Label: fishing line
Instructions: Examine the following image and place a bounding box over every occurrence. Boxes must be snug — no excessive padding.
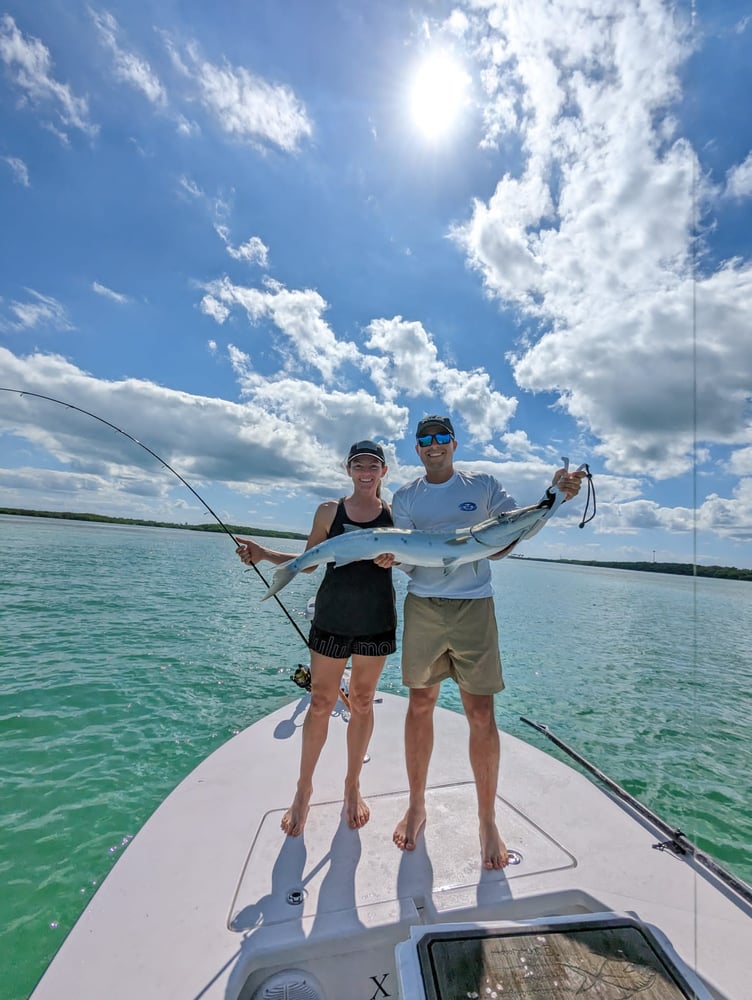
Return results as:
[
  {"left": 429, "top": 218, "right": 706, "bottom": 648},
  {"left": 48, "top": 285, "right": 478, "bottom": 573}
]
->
[
  {"left": 0, "top": 386, "right": 310, "bottom": 648},
  {"left": 689, "top": 0, "right": 701, "bottom": 960}
]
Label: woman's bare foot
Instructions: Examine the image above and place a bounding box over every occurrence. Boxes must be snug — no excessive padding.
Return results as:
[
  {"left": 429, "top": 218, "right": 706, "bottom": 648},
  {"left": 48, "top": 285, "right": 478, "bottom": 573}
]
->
[
  {"left": 281, "top": 788, "right": 311, "bottom": 837},
  {"left": 480, "top": 818, "right": 509, "bottom": 869},
  {"left": 344, "top": 785, "right": 370, "bottom": 829},
  {"left": 392, "top": 807, "right": 426, "bottom": 851}
]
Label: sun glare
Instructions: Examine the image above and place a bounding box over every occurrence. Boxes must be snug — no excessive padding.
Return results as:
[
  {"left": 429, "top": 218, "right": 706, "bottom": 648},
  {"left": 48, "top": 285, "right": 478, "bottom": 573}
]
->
[{"left": 409, "top": 51, "right": 470, "bottom": 140}]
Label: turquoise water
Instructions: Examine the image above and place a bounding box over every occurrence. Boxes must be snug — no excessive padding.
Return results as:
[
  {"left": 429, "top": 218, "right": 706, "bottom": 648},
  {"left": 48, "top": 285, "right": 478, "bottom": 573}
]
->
[{"left": 1, "top": 515, "right": 751, "bottom": 998}]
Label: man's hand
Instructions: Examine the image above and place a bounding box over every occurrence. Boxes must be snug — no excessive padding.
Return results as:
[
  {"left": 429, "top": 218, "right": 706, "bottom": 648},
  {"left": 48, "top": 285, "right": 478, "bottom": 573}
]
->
[
  {"left": 552, "top": 467, "right": 586, "bottom": 500},
  {"left": 374, "top": 553, "right": 397, "bottom": 568}
]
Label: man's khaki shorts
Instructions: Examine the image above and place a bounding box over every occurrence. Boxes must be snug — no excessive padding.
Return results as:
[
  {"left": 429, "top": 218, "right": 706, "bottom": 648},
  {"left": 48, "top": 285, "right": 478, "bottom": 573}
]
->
[{"left": 401, "top": 593, "right": 504, "bottom": 695}]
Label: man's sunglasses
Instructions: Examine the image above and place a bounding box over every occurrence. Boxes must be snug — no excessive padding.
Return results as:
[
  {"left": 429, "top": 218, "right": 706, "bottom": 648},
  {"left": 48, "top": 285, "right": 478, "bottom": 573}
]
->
[{"left": 417, "top": 432, "right": 453, "bottom": 447}]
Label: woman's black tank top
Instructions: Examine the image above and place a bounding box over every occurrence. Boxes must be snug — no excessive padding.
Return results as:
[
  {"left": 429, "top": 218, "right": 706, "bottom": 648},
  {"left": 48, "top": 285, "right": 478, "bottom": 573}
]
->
[{"left": 312, "top": 498, "right": 396, "bottom": 637}]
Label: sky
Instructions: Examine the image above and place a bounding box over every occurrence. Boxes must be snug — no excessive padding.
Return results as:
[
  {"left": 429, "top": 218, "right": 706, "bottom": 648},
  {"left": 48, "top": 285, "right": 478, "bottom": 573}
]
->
[{"left": 1, "top": 0, "right": 751, "bottom": 568}]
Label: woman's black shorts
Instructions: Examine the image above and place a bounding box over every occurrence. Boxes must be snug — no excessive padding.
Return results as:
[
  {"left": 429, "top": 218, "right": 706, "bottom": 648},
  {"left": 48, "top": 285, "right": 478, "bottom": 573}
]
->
[{"left": 308, "top": 624, "right": 396, "bottom": 659}]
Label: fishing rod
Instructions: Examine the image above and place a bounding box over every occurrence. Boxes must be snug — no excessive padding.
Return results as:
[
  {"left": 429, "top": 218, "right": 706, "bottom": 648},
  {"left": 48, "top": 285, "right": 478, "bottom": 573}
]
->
[
  {"left": 520, "top": 716, "right": 752, "bottom": 907},
  {"left": 0, "top": 386, "right": 310, "bottom": 648}
]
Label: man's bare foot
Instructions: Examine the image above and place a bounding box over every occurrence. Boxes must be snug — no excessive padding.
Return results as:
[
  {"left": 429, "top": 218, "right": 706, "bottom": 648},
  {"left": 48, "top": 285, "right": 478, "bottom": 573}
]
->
[
  {"left": 344, "top": 786, "right": 370, "bottom": 829},
  {"left": 393, "top": 807, "right": 426, "bottom": 851},
  {"left": 480, "top": 818, "right": 509, "bottom": 870},
  {"left": 281, "top": 790, "right": 311, "bottom": 837}
]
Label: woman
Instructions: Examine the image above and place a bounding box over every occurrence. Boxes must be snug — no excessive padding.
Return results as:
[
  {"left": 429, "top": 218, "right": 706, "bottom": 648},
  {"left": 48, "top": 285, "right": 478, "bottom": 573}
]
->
[{"left": 236, "top": 440, "right": 396, "bottom": 837}]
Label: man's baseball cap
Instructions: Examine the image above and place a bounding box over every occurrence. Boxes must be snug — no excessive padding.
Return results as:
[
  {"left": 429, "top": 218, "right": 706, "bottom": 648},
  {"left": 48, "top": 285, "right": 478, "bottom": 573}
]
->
[
  {"left": 347, "top": 440, "right": 386, "bottom": 464},
  {"left": 415, "top": 415, "right": 455, "bottom": 438}
]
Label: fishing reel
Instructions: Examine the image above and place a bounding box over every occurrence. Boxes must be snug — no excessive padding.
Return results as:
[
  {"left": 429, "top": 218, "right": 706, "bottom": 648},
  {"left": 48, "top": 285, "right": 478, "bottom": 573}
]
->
[
  {"left": 290, "top": 664, "right": 312, "bottom": 692},
  {"left": 289, "top": 663, "right": 352, "bottom": 718}
]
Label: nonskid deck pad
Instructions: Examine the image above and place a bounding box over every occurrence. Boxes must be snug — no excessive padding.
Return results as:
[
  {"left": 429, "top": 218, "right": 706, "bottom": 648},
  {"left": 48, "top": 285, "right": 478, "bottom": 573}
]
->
[{"left": 229, "top": 782, "right": 575, "bottom": 931}]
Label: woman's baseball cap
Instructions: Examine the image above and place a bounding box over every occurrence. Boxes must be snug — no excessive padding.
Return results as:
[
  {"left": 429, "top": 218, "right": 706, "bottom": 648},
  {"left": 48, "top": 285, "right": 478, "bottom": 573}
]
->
[{"left": 347, "top": 440, "right": 386, "bottom": 464}]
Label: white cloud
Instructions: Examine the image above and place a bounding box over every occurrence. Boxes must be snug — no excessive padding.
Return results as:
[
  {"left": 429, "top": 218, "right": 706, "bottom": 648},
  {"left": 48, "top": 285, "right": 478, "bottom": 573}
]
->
[
  {"left": 178, "top": 41, "right": 313, "bottom": 152},
  {"left": 175, "top": 113, "right": 199, "bottom": 137},
  {"left": 728, "top": 437, "right": 752, "bottom": 477},
  {"left": 214, "top": 226, "right": 269, "bottom": 266},
  {"left": 229, "top": 349, "right": 407, "bottom": 460},
  {"left": 511, "top": 261, "right": 752, "bottom": 478},
  {"left": 204, "top": 285, "right": 519, "bottom": 452},
  {"left": 446, "top": 10, "right": 470, "bottom": 37},
  {"left": 363, "top": 316, "right": 517, "bottom": 441},
  {"left": 0, "top": 14, "right": 97, "bottom": 138},
  {"left": 92, "top": 281, "right": 129, "bottom": 304},
  {"left": 0, "top": 464, "right": 170, "bottom": 509},
  {"left": 447, "top": 0, "right": 751, "bottom": 478},
  {"left": 201, "top": 276, "right": 359, "bottom": 380},
  {"left": 200, "top": 294, "right": 230, "bottom": 324},
  {"left": 178, "top": 174, "right": 204, "bottom": 199},
  {"left": 3, "top": 155, "right": 30, "bottom": 186},
  {"left": 206, "top": 286, "right": 518, "bottom": 446},
  {"left": 696, "top": 491, "right": 752, "bottom": 540},
  {"left": 228, "top": 237, "right": 269, "bottom": 266},
  {"left": 1, "top": 290, "right": 73, "bottom": 332},
  {"left": 90, "top": 9, "right": 167, "bottom": 107},
  {"left": 725, "top": 152, "right": 752, "bottom": 200},
  {"left": 363, "top": 316, "right": 440, "bottom": 397},
  {"left": 0, "top": 348, "right": 399, "bottom": 502}
]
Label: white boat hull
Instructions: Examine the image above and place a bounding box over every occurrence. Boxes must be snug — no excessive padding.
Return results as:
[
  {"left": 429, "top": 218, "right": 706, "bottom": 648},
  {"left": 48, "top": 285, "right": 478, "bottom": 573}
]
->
[{"left": 30, "top": 692, "right": 752, "bottom": 999}]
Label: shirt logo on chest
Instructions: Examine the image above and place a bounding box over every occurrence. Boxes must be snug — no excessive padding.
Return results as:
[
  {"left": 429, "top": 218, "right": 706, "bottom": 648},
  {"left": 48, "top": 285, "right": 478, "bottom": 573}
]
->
[{"left": 458, "top": 502, "right": 477, "bottom": 511}]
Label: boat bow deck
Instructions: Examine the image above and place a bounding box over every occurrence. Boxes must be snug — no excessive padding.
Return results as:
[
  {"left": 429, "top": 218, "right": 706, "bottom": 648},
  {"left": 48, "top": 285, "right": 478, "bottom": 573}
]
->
[{"left": 30, "top": 692, "right": 752, "bottom": 1000}]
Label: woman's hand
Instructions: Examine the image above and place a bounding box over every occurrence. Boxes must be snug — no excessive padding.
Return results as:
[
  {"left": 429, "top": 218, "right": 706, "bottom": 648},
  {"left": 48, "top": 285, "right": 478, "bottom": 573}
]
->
[{"left": 236, "top": 537, "right": 267, "bottom": 565}]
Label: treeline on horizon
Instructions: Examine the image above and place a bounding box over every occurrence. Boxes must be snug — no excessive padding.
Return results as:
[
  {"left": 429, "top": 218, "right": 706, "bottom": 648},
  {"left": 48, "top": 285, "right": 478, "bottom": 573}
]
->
[
  {"left": 524, "top": 556, "right": 751, "bottom": 582},
  {"left": 0, "top": 507, "right": 308, "bottom": 540},
  {"left": 3, "top": 508, "right": 750, "bottom": 581}
]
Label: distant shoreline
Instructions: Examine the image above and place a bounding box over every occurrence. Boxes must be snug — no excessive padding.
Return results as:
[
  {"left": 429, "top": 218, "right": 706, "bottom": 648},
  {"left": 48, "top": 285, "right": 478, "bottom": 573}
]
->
[
  {"left": 0, "top": 507, "right": 308, "bottom": 541},
  {"left": 510, "top": 554, "right": 751, "bottom": 582},
  {"left": 3, "top": 507, "right": 750, "bottom": 580}
]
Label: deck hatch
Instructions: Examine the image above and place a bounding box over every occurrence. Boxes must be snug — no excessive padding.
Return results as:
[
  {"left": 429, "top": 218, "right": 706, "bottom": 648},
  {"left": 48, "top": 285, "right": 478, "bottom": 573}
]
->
[{"left": 230, "top": 783, "right": 574, "bottom": 930}]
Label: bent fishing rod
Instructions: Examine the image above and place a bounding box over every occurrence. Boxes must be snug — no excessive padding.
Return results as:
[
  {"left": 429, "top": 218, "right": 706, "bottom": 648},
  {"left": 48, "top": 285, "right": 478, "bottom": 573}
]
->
[
  {"left": 520, "top": 716, "right": 752, "bottom": 906},
  {"left": 0, "top": 386, "right": 310, "bottom": 648}
]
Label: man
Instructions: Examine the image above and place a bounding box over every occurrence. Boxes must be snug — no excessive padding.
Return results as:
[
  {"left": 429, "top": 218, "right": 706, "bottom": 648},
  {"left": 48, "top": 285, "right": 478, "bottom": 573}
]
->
[{"left": 377, "top": 415, "right": 584, "bottom": 870}]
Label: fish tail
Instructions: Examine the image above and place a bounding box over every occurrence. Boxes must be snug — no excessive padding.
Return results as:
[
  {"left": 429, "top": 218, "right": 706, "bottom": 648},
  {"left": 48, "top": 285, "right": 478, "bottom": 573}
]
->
[{"left": 261, "top": 562, "right": 297, "bottom": 601}]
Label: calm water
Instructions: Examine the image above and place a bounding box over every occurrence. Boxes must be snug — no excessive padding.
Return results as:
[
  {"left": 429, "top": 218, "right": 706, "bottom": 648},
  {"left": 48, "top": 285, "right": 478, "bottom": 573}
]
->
[{"left": 1, "top": 515, "right": 751, "bottom": 998}]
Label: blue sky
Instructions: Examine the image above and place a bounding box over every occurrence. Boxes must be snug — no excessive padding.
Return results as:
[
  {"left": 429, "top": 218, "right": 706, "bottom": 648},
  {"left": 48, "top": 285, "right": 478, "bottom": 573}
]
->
[{"left": 1, "top": 1, "right": 751, "bottom": 567}]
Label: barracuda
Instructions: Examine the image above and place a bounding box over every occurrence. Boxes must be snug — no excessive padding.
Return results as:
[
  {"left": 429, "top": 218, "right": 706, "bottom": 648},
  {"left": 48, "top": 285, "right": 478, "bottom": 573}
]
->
[{"left": 262, "top": 480, "right": 574, "bottom": 601}]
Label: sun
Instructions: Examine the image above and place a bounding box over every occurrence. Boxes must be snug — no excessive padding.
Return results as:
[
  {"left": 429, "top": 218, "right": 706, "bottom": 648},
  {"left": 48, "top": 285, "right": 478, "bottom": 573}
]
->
[{"left": 409, "top": 51, "right": 470, "bottom": 140}]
